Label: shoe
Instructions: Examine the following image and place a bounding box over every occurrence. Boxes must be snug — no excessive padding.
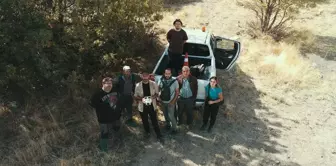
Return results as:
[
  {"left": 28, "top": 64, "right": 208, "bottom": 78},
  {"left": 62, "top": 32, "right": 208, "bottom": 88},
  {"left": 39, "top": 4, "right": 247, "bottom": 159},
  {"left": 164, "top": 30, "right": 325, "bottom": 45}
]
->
[
  {"left": 144, "top": 132, "right": 151, "bottom": 139},
  {"left": 208, "top": 126, "right": 213, "bottom": 133},
  {"left": 170, "top": 129, "right": 178, "bottom": 135},
  {"left": 200, "top": 124, "right": 207, "bottom": 131},
  {"left": 157, "top": 136, "right": 165, "bottom": 144},
  {"left": 99, "top": 139, "right": 108, "bottom": 152},
  {"left": 165, "top": 124, "right": 171, "bottom": 130}
]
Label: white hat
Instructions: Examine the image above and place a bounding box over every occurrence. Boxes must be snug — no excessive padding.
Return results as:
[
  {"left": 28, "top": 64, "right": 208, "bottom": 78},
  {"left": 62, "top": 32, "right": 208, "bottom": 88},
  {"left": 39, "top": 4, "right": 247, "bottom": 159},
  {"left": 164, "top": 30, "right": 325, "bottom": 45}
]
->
[{"left": 123, "top": 65, "right": 131, "bottom": 71}]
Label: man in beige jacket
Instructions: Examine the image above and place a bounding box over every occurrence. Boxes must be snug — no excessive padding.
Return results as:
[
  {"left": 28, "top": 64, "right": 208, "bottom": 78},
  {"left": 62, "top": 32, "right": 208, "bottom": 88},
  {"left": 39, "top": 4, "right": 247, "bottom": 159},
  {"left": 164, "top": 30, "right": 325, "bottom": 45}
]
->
[{"left": 134, "top": 72, "right": 164, "bottom": 143}]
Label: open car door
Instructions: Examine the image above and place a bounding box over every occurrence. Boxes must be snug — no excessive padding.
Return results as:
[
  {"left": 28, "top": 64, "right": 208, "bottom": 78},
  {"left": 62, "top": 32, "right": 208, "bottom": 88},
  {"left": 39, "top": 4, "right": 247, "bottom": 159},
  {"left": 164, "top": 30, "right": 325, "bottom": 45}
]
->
[{"left": 213, "top": 36, "right": 241, "bottom": 70}]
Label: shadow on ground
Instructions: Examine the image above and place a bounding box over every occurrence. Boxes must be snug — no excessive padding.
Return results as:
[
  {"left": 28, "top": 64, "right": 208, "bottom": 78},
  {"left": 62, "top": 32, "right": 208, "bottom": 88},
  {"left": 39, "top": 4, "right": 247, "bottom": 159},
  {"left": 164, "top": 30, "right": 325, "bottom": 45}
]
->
[
  {"left": 302, "top": 35, "right": 336, "bottom": 61},
  {"left": 131, "top": 65, "right": 300, "bottom": 166}
]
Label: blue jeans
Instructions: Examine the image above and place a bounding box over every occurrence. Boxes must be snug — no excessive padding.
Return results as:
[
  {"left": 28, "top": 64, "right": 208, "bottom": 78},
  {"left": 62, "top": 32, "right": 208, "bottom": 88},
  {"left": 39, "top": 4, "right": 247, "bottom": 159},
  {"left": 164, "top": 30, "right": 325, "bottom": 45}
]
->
[{"left": 162, "top": 102, "right": 177, "bottom": 130}]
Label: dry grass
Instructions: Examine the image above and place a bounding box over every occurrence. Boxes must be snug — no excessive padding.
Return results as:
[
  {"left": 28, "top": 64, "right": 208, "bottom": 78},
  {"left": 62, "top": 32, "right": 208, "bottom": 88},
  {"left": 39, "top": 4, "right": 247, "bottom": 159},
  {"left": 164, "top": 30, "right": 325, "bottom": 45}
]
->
[
  {"left": 0, "top": 95, "right": 143, "bottom": 166},
  {"left": 158, "top": 0, "right": 323, "bottom": 94},
  {"left": 156, "top": 5, "right": 205, "bottom": 43},
  {"left": 238, "top": 36, "right": 322, "bottom": 91}
]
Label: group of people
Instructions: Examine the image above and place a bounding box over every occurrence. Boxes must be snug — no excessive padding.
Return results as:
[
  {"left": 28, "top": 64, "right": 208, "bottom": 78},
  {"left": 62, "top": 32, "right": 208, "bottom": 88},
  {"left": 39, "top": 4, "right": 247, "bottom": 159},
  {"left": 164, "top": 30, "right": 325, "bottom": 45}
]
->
[{"left": 89, "top": 19, "right": 224, "bottom": 152}]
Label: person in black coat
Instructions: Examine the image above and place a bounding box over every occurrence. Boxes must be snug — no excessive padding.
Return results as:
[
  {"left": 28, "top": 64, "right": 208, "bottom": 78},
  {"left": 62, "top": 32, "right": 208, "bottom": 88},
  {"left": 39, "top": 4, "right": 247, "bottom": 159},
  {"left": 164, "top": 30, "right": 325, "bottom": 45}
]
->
[{"left": 90, "top": 77, "right": 121, "bottom": 152}]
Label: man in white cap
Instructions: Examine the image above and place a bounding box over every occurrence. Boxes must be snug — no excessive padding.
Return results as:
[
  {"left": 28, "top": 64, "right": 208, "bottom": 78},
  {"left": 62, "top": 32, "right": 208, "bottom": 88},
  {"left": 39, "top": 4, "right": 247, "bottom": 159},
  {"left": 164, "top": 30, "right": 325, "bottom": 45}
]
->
[{"left": 114, "top": 65, "right": 139, "bottom": 127}]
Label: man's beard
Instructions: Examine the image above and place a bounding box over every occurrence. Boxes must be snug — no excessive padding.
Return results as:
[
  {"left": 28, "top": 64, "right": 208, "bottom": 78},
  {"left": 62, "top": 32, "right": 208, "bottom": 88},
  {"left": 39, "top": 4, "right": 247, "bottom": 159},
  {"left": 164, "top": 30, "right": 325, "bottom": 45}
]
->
[
  {"left": 164, "top": 76, "right": 171, "bottom": 79},
  {"left": 103, "top": 87, "right": 112, "bottom": 92}
]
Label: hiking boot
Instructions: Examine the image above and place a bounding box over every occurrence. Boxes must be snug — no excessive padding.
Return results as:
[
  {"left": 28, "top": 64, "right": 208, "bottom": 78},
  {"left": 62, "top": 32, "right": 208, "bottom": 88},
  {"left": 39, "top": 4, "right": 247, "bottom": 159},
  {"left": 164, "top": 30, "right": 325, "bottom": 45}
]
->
[
  {"left": 99, "top": 139, "right": 108, "bottom": 152},
  {"left": 200, "top": 124, "right": 207, "bottom": 131},
  {"left": 187, "top": 124, "right": 193, "bottom": 130}
]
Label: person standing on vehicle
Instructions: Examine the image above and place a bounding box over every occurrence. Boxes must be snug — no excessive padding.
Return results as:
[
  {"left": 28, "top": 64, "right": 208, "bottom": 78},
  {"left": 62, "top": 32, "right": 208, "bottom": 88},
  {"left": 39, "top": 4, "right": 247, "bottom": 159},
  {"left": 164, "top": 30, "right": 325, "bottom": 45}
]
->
[
  {"left": 90, "top": 77, "right": 121, "bottom": 152},
  {"left": 167, "top": 19, "right": 188, "bottom": 75},
  {"left": 158, "top": 68, "right": 179, "bottom": 134},
  {"left": 200, "top": 76, "right": 224, "bottom": 133},
  {"left": 134, "top": 72, "right": 164, "bottom": 143},
  {"left": 114, "top": 65, "right": 139, "bottom": 127},
  {"left": 177, "top": 66, "right": 198, "bottom": 130}
]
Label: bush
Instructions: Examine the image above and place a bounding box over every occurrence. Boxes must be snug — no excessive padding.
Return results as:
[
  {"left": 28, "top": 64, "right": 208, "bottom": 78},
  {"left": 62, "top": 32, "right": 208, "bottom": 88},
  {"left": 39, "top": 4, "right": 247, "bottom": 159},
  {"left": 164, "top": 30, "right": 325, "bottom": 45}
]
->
[
  {"left": 243, "top": 0, "right": 328, "bottom": 41},
  {"left": 0, "top": 0, "right": 164, "bottom": 103}
]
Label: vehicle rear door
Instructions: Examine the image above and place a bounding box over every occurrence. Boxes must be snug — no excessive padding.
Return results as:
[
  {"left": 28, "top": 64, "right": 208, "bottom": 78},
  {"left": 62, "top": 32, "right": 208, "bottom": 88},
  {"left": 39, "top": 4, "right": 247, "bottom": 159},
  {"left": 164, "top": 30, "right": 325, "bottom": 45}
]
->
[{"left": 211, "top": 35, "right": 241, "bottom": 70}]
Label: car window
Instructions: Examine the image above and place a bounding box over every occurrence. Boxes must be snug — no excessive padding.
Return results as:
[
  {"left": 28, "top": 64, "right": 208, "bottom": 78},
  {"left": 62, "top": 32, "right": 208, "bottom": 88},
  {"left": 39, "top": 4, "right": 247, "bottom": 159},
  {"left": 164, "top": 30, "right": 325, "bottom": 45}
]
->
[
  {"left": 216, "top": 39, "right": 235, "bottom": 50},
  {"left": 183, "top": 43, "right": 210, "bottom": 57}
]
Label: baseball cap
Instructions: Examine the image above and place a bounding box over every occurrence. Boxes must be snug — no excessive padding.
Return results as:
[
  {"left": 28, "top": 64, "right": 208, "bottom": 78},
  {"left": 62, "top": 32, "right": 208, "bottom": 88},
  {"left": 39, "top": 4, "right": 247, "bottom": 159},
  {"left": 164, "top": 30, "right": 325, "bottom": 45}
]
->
[{"left": 123, "top": 65, "right": 131, "bottom": 71}]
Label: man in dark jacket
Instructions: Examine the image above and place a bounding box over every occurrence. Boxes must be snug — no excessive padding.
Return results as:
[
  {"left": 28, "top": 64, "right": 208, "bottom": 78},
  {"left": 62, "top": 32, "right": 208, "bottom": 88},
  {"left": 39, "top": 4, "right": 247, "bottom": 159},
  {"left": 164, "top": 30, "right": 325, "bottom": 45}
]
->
[
  {"left": 114, "top": 65, "right": 140, "bottom": 127},
  {"left": 90, "top": 77, "right": 121, "bottom": 152},
  {"left": 176, "top": 66, "right": 198, "bottom": 130},
  {"left": 167, "top": 19, "right": 188, "bottom": 75}
]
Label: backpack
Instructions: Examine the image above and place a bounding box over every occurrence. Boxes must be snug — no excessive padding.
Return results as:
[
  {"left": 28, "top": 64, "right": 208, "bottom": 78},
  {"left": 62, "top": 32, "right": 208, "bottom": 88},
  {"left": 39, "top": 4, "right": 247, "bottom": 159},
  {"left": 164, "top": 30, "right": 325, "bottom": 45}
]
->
[
  {"left": 206, "top": 84, "right": 224, "bottom": 105},
  {"left": 160, "top": 78, "right": 176, "bottom": 101}
]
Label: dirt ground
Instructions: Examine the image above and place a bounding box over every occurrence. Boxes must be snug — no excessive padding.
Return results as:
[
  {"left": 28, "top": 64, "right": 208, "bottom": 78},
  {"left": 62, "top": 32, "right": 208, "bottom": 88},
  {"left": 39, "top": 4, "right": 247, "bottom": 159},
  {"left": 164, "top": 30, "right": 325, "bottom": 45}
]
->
[{"left": 132, "top": 0, "right": 336, "bottom": 166}]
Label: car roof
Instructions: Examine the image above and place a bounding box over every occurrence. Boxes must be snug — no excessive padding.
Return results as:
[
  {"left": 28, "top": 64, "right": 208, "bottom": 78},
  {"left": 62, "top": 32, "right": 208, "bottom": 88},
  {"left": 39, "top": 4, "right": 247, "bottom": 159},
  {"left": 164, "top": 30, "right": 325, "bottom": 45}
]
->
[{"left": 184, "top": 28, "right": 211, "bottom": 45}]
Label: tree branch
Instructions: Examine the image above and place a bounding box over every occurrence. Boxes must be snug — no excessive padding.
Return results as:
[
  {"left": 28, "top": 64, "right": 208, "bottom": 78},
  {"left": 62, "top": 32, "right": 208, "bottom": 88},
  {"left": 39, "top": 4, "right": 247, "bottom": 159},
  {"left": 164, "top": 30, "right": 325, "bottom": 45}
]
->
[{"left": 267, "top": 0, "right": 281, "bottom": 30}]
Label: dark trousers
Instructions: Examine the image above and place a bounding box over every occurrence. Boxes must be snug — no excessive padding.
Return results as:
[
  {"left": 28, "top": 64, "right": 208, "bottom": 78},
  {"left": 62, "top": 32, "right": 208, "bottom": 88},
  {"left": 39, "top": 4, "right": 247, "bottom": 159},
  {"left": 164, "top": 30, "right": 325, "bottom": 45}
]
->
[
  {"left": 100, "top": 121, "right": 121, "bottom": 139},
  {"left": 168, "top": 51, "right": 183, "bottom": 76},
  {"left": 139, "top": 105, "right": 162, "bottom": 138},
  {"left": 174, "top": 105, "right": 178, "bottom": 120},
  {"left": 177, "top": 98, "right": 195, "bottom": 125},
  {"left": 99, "top": 121, "right": 121, "bottom": 151},
  {"left": 203, "top": 103, "right": 219, "bottom": 127},
  {"left": 119, "top": 94, "right": 133, "bottom": 120}
]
